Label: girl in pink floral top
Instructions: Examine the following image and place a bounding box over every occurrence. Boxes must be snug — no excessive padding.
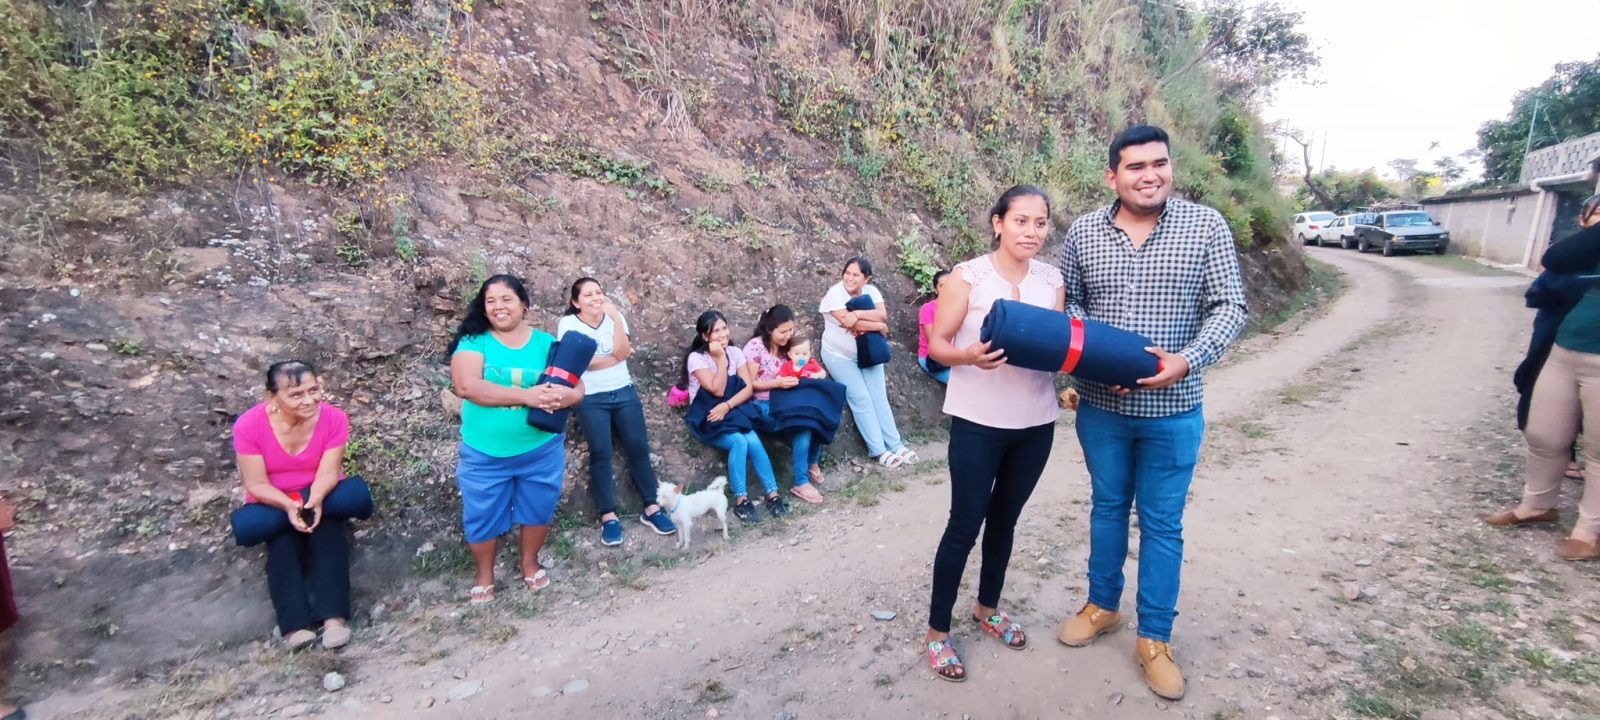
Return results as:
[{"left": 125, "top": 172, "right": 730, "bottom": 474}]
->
[{"left": 742, "top": 305, "right": 826, "bottom": 504}]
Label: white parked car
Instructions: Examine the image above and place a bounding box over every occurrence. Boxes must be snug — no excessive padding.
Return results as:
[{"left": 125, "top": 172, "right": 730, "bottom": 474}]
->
[
  {"left": 1314, "top": 216, "right": 1349, "bottom": 247},
  {"left": 1294, "top": 211, "right": 1337, "bottom": 245}
]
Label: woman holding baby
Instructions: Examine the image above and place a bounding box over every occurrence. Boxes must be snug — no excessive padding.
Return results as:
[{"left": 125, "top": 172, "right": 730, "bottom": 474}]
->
[{"left": 742, "top": 304, "right": 827, "bottom": 505}]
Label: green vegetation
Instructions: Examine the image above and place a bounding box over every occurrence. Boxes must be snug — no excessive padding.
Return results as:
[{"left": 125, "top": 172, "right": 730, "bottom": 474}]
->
[
  {"left": 637, "top": 0, "right": 1315, "bottom": 287},
  {"left": 0, "top": 0, "right": 493, "bottom": 190},
  {"left": 1476, "top": 54, "right": 1600, "bottom": 185},
  {"left": 1294, "top": 169, "right": 1396, "bottom": 213},
  {"left": 894, "top": 227, "right": 943, "bottom": 296}
]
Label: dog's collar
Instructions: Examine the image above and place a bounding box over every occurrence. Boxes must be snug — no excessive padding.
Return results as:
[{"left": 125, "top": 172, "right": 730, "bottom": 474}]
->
[{"left": 662, "top": 496, "right": 681, "bottom": 513}]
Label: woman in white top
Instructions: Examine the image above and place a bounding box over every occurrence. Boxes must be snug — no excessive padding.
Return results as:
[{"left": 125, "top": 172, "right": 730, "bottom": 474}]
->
[
  {"left": 921, "top": 186, "right": 1065, "bottom": 682},
  {"left": 558, "top": 278, "right": 678, "bottom": 547},
  {"left": 818, "top": 257, "right": 916, "bottom": 469}
]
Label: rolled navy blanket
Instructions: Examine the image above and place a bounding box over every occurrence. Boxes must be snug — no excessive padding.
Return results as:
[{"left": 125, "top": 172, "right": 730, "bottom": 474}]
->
[
  {"left": 978, "top": 299, "right": 1162, "bottom": 389},
  {"left": 844, "top": 294, "right": 892, "bottom": 368},
  {"left": 766, "top": 378, "right": 848, "bottom": 445},
  {"left": 526, "top": 331, "right": 598, "bottom": 433},
  {"left": 230, "top": 475, "right": 374, "bottom": 547},
  {"left": 684, "top": 374, "right": 772, "bottom": 445}
]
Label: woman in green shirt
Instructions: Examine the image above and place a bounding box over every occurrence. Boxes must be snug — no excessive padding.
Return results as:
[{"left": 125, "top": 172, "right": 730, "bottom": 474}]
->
[{"left": 450, "top": 275, "right": 584, "bottom": 603}]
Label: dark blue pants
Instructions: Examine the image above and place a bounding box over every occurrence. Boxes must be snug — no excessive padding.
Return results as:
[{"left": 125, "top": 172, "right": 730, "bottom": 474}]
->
[
  {"left": 575, "top": 385, "right": 660, "bottom": 516},
  {"left": 928, "top": 417, "right": 1055, "bottom": 632},
  {"left": 266, "top": 517, "right": 351, "bottom": 635}
]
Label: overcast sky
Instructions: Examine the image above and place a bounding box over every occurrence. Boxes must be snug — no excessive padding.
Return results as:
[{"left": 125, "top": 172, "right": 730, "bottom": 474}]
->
[{"left": 1262, "top": 0, "right": 1600, "bottom": 181}]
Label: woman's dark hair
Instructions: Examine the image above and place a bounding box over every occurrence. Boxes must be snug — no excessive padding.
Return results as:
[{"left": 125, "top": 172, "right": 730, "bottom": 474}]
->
[
  {"left": 842, "top": 256, "right": 873, "bottom": 278},
  {"left": 448, "top": 274, "right": 531, "bottom": 355},
  {"left": 752, "top": 304, "right": 796, "bottom": 358},
  {"left": 677, "top": 309, "right": 728, "bottom": 390},
  {"left": 1108, "top": 124, "right": 1170, "bottom": 170},
  {"left": 265, "top": 360, "right": 317, "bottom": 393},
  {"left": 925, "top": 269, "right": 951, "bottom": 301},
  {"left": 989, "top": 184, "right": 1052, "bottom": 246},
  {"left": 564, "top": 276, "right": 601, "bottom": 316}
]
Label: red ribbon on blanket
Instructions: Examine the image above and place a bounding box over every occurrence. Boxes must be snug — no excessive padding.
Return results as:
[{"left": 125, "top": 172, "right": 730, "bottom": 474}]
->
[
  {"left": 543, "top": 367, "right": 579, "bottom": 386},
  {"left": 1059, "top": 317, "right": 1085, "bottom": 373}
]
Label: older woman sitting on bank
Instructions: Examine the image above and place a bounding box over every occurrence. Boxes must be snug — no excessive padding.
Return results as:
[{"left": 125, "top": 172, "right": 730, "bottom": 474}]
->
[{"left": 233, "top": 360, "right": 357, "bottom": 651}]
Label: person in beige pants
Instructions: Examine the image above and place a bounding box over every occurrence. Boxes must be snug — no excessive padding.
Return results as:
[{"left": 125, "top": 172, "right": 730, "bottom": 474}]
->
[{"left": 1489, "top": 196, "right": 1600, "bottom": 559}]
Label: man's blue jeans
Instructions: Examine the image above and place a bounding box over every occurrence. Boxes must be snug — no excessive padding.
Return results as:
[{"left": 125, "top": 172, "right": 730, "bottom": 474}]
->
[{"left": 1075, "top": 402, "right": 1205, "bottom": 643}]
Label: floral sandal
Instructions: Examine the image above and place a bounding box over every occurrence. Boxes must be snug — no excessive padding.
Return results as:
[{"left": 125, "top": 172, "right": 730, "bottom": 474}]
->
[
  {"left": 975, "top": 612, "right": 1027, "bottom": 650},
  {"left": 468, "top": 585, "right": 495, "bottom": 605},
  {"left": 926, "top": 639, "right": 966, "bottom": 682},
  {"left": 524, "top": 568, "right": 550, "bottom": 592}
]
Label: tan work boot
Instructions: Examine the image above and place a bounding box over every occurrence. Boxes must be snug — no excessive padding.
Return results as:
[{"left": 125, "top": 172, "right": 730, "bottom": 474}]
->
[
  {"left": 1057, "top": 602, "right": 1121, "bottom": 647},
  {"left": 1135, "top": 637, "right": 1185, "bottom": 700}
]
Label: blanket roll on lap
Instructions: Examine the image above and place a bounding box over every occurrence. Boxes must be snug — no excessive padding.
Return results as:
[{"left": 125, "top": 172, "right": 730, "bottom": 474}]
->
[
  {"left": 230, "top": 475, "right": 374, "bottom": 547},
  {"left": 978, "top": 299, "right": 1161, "bottom": 389},
  {"left": 844, "top": 294, "right": 892, "bottom": 368},
  {"left": 526, "top": 331, "right": 598, "bottom": 433},
  {"left": 765, "top": 378, "right": 848, "bottom": 445}
]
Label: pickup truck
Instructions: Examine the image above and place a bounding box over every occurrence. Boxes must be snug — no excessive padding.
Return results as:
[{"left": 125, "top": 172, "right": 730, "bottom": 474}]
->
[{"left": 1354, "top": 211, "right": 1450, "bottom": 256}]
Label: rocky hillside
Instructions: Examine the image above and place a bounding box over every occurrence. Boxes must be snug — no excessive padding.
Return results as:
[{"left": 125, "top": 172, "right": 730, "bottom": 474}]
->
[{"left": 0, "top": 0, "right": 1310, "bottom": 697}]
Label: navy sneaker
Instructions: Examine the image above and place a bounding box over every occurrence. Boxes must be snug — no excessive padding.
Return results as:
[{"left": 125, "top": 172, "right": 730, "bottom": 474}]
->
[
  {"left": 732, "top": 500, "right": 762, "bottom": 525},
  {"left": 765, "top": 493, "right": 790, "bottom": 519},
  {"left": 640, "top": 509, "right": 677, "bottom": 536},
  {"left": 600, "top": 519, "right": 623, "bottom": 546}
]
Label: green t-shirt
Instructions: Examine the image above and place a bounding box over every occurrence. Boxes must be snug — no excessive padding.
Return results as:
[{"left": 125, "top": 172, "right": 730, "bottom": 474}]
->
[
  {"left": 453, "top": 330, "right": 559, "bottom": 457},
  {"left": 1557, "top": 265, "right": 1600, "bottom": 354}
]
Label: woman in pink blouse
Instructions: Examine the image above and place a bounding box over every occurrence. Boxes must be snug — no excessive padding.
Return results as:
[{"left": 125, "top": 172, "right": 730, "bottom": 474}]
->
[
  {"left": 921, "top": 186, "right": 1065, "bottom": 682},
  {"left": 233, "top": 360, "right": 357, "bottom": 651}
]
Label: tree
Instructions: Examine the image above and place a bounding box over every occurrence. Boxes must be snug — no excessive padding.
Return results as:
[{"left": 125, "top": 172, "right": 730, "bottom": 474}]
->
[
  {"left": 1387, "top": 158, "right": 1419, "bottom": 182},
  {"left": 1476, "top": 55, "right": 1600, "bottom": 185},
  {"left": 1294, "top": 169, "right": 1396, "bottom": 212},
  {"left": 1287, "top": 132, "right": 1333, "bottom": 209},
  {"left": 1162, "top": 0, "right": 1321, "bottom": 103},
  {"left": 1433, "top": 156, "right": 1465, "bottom": 184}
]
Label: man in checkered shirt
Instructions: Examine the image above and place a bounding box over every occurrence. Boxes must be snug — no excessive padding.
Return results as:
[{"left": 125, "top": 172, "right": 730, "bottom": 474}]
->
[{"left": 1053, "top": 125, "right": 1248, "bottom": 701}]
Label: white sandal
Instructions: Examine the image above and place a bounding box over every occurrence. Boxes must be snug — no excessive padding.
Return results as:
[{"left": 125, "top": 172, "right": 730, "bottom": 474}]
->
[
  {"left": 468, "top": 585, "right": 495, "bottom": 604},
  {"left": 321, "top": 622, "right": 352, "bottom": 649},
  {"left": 895, "top": 448, "right": 919, "bottom": 465},
  {"left": 284, "top": 629, "right": 317, "bottom": 651},
  {"left": 877, "top": 452, "right": 904, "bottom": 469},
  {"left": 524, "top": 568, "right": 550, "bottom": 591}
]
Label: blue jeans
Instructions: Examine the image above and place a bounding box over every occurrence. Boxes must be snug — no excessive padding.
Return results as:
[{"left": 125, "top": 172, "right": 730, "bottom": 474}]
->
[
  {"left": 1075, "top": 403, "right": 1205, "bottom": 643},
  {"left": 706, "top": 430, "right": 779, "bottom": 499},
  {"left": 574, "top": 385, "right": 659, "bottom": 516},
  {"left": 821, "top": 348, "right": 905, "bottom": 458},
  {"left": 917, "top": 356, "right": 950, "bottom": 384},
  {"left": 752, "top": 400, "right": 822, "bottom": 485}
]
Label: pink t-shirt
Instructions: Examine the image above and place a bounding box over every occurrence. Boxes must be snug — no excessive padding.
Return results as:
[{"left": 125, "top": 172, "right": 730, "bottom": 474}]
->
[
  {"left": 917, "top": 301, "right": 938, "bottom": 359},
  {"left": 233, "top": 402, "right": 349, "bottom": 499},
  {"left": 741, "top": 338, "right": 785, "bottom": 401},
  {"left": 686, "top": 346, "right": 748, "bottom": 402}
]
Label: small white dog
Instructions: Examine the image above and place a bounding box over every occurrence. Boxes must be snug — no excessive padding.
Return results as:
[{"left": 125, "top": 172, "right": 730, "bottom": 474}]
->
[{"left": 658, "top": 476, "right": 729, "bottom": 550}]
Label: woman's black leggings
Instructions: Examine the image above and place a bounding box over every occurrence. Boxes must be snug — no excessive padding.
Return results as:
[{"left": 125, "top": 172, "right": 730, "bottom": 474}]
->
[{"left": 928, "top": 417, "right": 1056, "bottom": 632}]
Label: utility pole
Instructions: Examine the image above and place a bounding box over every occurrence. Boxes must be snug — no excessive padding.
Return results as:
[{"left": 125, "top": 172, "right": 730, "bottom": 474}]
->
[
  {"left": 1523, "top": 97, "right": 1542, "bottom": 158},
  {"left": 1318, "top": 129, "right": 1328, "bottom": 173}
]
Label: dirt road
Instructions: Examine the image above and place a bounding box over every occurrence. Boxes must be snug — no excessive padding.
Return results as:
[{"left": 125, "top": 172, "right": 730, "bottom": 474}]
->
[{"left": 56, "top": 248, "right": 1599, "bottom": 719}]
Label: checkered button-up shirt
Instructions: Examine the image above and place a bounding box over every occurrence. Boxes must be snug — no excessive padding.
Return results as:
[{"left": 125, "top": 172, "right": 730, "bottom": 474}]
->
[{"left": 1058, "top": 197, "right": 1248, "bottom": 417}]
